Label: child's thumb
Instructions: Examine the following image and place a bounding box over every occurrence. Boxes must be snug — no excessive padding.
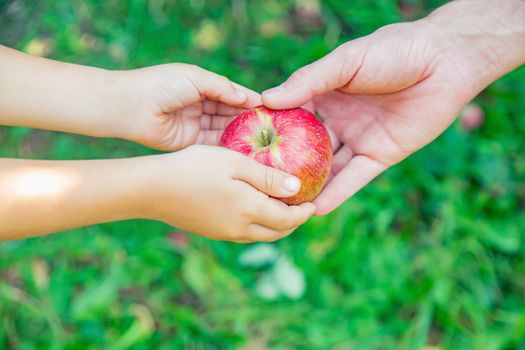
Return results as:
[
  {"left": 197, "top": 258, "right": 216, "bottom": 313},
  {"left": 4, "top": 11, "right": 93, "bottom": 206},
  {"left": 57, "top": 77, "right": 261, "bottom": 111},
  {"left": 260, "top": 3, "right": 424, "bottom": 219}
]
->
[{"left": 236, "top": 158, "right": 301, "bottom": 199}]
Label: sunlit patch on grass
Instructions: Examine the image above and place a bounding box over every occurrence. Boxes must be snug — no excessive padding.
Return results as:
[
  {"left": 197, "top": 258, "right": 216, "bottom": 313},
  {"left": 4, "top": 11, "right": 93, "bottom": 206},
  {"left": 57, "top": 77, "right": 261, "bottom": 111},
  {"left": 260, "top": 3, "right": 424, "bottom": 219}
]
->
[
  {"left": 24, "top": 38, "right": 53, "bottom": 57},
  {"left": 193, "top": 20, "right": 223, "bottom": 51}
]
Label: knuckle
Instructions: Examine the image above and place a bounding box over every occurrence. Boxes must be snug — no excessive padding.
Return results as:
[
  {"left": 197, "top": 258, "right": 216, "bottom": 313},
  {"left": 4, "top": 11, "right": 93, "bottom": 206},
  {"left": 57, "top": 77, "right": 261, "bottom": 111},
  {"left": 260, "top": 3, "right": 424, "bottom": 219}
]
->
[
  {"left": 170, "top": 62, "right": 184, "bottom": 70},
  {"left": 264, "top": 230, "right": 291, "bottom": 243},
  {"left": 258, "top": 236, "right": 275, "bottom": 243},
  {"left": 227, "top": 227, "right": 245, "bottom": 240},
  {"left": 180, "top": 64, "right": 201, "bottom": 78},
  {"left": 246, "top": 200, "right": 265, "bottom": 219},
  {"left": 218, "top": 75, "right": 231, "bottom": 86},
  {"left": 264, "top": 169, "right": 276, "bottom": 194},
  {"left": 374, "top": 22, "right": 405, "bottom": 35},
  {"left": 289, "top": 67, "right": 311, "bottom": 85},
  {"left": 280, "top": 229, "right": 294, "bottom": 239},
  {"left": 277, "top": 217, "right": 295, "bottom": 231},
  {"left": 184, "top": 63, "right": 199, "bottom": 71}
]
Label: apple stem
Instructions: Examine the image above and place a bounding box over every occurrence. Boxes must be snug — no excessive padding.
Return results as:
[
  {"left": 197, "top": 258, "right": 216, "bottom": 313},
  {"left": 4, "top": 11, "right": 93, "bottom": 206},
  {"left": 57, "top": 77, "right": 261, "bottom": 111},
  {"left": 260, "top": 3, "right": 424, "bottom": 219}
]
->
[{"left": 261, "top": 129, "right": 272, "bottom": 146}]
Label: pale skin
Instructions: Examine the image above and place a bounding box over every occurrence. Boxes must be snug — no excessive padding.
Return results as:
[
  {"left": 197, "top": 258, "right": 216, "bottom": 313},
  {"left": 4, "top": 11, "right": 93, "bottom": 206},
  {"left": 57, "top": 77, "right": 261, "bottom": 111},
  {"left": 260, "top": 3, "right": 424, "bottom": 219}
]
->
[
  {"left": 0, "top": 46, "right": 313, "bottom": 242},
  {"left": 3, "top": 0, "right": 525, "bottom": 242},
  {"left": 263, "top": 0, "right": 525, "bottom": 215}
]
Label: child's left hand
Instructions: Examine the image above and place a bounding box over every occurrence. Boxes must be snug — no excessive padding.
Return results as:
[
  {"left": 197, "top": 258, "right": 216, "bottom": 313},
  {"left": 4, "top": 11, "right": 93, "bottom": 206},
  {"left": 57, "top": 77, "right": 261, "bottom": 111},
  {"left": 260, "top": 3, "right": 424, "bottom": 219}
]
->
[{"left": 111, "top": 64, "right": 261, "bottom": 150}]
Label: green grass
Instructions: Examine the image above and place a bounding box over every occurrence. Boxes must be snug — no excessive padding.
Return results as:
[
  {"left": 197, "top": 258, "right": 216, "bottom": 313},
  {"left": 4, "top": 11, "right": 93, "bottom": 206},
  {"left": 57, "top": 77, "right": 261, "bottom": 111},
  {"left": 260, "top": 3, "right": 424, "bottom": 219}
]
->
[{"left": 1, "top": 0, "right": 525, "bottom": 349}]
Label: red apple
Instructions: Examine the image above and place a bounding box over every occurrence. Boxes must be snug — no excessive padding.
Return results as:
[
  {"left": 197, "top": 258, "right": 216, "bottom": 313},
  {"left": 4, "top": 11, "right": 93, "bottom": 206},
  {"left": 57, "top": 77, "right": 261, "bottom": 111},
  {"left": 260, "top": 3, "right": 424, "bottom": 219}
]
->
[{"left": 219, "top": 105, "right": 333, "bottom": 205}]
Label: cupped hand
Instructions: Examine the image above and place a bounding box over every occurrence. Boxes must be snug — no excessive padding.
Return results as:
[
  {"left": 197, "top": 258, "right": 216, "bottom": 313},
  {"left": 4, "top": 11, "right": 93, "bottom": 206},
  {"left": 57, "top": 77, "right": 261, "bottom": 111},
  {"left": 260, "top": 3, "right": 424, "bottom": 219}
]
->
[
  {"left": 262, "top": 0, "right": 525, "bottom": 215},
  {"left": 145, "top": 145, "right": 315, "bottom": 243},
  {"left": 112, "top": 63, "right": 261, "bottom": 151}
]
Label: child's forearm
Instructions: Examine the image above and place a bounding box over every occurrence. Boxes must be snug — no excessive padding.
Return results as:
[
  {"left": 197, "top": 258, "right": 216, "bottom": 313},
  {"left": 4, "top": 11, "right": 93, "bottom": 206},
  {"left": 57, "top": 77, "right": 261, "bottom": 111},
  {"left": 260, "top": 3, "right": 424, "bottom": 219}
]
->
[
  {"left": 0, "top": 156, "right": 155, "bottom": 240},
  {"left": 0, "top": 45, "right": 126, "bottom": 137}
]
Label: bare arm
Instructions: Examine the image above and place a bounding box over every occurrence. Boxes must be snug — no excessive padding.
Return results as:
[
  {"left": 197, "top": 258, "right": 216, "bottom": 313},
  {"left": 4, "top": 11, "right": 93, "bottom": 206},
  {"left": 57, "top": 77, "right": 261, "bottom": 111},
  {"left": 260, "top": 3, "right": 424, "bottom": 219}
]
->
[
  {"left": 0, "top": 45, "right": 261, "bottom": 150},
  {"left": 0, "top": 156, "right": 153, "bottom": 240},
  {"left": 0, "top": 147, "right": 313, "bottom": 242},
  {"left": 262, "top": 0, "right": 525, "bottom": 215},
  {"left": 0, "top": 45, "right": 125, "bottom": 137}
]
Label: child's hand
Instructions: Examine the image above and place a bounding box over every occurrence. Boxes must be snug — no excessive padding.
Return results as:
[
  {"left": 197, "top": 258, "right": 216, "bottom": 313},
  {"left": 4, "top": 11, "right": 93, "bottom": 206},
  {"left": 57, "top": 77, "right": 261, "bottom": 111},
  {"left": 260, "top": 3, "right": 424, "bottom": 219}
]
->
[
  {"left": 0, "top": 47, "right": 258, "bottom": 149},
  {"left": 112, "top": 64, "right": 261, "bottom": 151},
  {"left": 0, "top": 146, "right": 312, "bottom": 242},
  {"left": 143, "top": 145, "right": 315, "bottom": 243}
]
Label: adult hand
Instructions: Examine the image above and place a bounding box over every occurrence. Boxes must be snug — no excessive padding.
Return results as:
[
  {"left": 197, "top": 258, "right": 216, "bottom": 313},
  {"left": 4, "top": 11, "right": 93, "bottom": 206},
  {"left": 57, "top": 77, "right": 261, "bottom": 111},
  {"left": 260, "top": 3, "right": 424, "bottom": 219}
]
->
[{"left": 262, "top": 0, "right": 525, "bottom": 215}]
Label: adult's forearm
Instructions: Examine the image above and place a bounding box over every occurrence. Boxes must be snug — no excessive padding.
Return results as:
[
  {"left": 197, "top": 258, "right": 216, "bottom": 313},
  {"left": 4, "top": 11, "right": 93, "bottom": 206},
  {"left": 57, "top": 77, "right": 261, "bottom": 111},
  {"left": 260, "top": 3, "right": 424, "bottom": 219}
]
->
[
  {"left": 0, "top": 45, "right": 126, "bottom": 137},
  {"left": 0, "top": 156, "right": 154, "bottom": 240},
  {"left": 425, "top": 0, "right": 525, "bottom": 85}
]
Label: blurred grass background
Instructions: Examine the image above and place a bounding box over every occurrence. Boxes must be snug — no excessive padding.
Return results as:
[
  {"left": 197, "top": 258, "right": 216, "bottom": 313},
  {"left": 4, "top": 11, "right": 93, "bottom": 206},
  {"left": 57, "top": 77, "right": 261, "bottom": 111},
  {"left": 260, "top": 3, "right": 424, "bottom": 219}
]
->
[{"left": 1, "top": 0, "right": 525, "bottom": 349}]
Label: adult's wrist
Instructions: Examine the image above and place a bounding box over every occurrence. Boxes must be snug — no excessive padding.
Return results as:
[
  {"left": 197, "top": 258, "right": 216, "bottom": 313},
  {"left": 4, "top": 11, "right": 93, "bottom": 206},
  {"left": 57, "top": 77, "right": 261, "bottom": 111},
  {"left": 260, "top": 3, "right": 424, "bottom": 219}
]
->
[{"left": 424, "top": 0, "right": 525, "bottom": 85}]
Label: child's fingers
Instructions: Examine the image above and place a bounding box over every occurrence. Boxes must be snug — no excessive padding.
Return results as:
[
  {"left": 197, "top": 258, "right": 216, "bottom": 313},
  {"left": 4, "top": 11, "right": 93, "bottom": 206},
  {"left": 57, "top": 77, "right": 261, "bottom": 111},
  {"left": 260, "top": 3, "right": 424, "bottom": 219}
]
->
[
  {"left": 185, "top": 66, "right": 260, "bottom": 107},
  {"left": 199, "top": 113, "right": 236, "bottom": 130},
  {"left": 252, "top": 199, "right": 315, "bottom": 232},
  {"left": 232, "top": 82, "right": 262, "bottom": 107},
  {"left": 203, "top": 100, "right": 245, "bottom": 116},
  {"left": 247, "top": 224, "right": 295, "bottom": 242},
  {"left": 234, "top": 156, "right": 302, "bottom": 199},
  {"left": 195, "top": 130, "right": 223, "bottom": 145}
]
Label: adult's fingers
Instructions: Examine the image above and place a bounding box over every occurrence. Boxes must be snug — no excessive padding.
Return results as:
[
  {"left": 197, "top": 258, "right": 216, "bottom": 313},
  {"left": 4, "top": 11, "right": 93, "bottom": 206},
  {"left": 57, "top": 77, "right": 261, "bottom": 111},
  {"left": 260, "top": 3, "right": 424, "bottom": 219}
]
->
[
  {"left": 262, "top": 40, "right": 366, "bottom": 109},
  {"left": 313, "top": 154, "right": 386, "bottom": 216},
  {"left": 331, "top": 145, "right": 353, "bottom": 177},
  {"left": 326, "top": 125, "right": 342, "bottom": 153}
]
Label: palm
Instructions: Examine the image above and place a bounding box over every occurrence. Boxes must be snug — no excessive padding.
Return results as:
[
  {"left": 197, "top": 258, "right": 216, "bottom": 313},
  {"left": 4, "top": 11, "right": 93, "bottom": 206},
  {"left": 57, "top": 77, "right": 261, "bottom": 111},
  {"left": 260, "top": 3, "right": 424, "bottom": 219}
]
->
[
  {"left": 120, "top": 64, "right": 260, "bottom": 151},
  {"left": 312, "top": 58, "right": 473, "bottom": 213},
  {"left": 264, "top": 12, "right": 510, "bottom": 214},
  {"left": 316, "top": 83, "right": 463, "bottom": 169},
  {"left": 147, "top": 100, "right": 241, "bottom": 151}
]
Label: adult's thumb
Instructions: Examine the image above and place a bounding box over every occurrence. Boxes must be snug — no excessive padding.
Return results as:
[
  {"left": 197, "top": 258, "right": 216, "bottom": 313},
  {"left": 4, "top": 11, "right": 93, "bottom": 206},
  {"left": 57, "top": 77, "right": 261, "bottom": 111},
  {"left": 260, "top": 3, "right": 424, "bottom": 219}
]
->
[
  {"left": 262, "top": 41, "right": 365, "bottom": 109},
  {"left": 236, "top": 157, "right": 301, "bottom": 198}
]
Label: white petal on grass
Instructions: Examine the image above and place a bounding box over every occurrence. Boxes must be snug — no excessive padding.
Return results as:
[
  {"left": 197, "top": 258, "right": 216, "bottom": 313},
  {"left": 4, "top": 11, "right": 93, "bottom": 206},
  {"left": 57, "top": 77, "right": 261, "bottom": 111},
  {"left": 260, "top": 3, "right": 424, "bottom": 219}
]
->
[
  {"left": 272, "top": 256, "right": 306, "bottom": 300},
  {"left": 239, "top": 244, "right": 280, "bottom": 268},
  {"left": 255, "top": 273, "right": 280, "bottom": 301}
]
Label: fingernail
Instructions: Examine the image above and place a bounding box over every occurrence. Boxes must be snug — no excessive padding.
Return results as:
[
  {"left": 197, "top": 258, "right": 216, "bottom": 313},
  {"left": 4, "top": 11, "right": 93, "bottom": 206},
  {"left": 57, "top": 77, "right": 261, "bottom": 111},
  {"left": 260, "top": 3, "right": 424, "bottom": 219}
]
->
[
  {"left": 284, "top": 176, "right": 301, "bottom": 193},
  {"left": 235, "top": 88, "right": 247, "bottom": 100},
  {"left": 263, "top": 85, "right": 285, "bottom": 97}
]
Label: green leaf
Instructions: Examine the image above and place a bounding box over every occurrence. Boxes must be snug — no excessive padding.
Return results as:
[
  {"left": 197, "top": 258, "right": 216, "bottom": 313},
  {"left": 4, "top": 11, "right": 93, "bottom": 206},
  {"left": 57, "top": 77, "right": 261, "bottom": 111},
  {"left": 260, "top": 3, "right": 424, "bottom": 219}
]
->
[
  {"left": 108, "top": 304, "right": 154, "bottom": 350},
  {"left": 181, "top": 250, "right": 209, "bottom": 297},
  {"left": 71, "top": 262, "right": 123, "bottom": 321}
]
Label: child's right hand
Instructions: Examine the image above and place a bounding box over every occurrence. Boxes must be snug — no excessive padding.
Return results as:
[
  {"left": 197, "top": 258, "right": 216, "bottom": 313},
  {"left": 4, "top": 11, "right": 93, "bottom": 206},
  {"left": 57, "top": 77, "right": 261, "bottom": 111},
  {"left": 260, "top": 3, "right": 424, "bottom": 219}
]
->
[
  {"left": 141, "top": 145, "right": 315, "bottom": 243},
  {"left": 110, "top": 63, "right": 262, "bottom": 151},
  {"left": 0, "top": 47, "right": 260, "bottom": 151}
]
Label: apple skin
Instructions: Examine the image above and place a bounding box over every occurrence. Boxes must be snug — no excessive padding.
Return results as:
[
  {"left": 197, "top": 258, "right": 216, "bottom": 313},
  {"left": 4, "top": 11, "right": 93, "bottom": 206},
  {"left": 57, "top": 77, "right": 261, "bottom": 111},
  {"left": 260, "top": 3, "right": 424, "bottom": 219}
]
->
[{"left": 219, "top": 105, "right": 333, "bottom": 205}]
